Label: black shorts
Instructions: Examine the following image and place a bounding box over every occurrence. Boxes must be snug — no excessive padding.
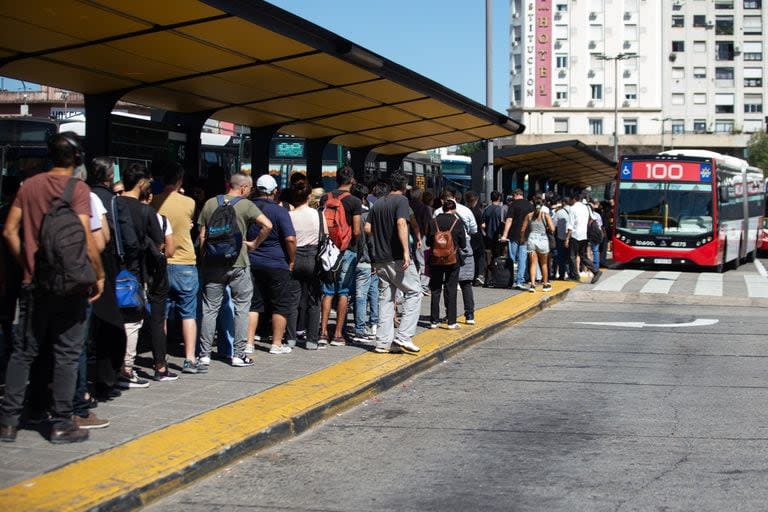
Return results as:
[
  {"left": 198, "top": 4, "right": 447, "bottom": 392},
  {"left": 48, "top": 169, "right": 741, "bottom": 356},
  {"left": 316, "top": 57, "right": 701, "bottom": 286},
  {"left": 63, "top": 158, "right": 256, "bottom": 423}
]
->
[{"left": 250, "top": 267, "right": 292, "bottom": 316}]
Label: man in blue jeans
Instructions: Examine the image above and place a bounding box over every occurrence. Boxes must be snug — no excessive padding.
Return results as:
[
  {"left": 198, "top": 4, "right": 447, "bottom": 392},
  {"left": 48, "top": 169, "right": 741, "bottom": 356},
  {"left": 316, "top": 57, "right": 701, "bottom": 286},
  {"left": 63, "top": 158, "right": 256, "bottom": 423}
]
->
[{"left": 499, "top": 189, "right": 534, "bottom": 289}]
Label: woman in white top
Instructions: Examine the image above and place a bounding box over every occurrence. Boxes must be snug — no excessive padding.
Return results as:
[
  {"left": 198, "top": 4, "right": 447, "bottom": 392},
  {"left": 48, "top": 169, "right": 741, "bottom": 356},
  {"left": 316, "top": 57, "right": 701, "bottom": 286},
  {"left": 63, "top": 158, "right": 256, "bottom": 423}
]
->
[{"left": 288, "top": 175, "right": 327, "bottom": 350}]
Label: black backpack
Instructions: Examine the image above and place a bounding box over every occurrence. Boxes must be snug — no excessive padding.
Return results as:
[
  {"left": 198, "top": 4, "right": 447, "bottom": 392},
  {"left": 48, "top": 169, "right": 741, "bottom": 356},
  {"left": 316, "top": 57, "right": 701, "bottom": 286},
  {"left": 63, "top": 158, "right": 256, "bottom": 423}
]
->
[
  {"left": 587, "top": 215, "right": 604, "bottom": 244},
  {"left": 204, "top": 195, "right": 243, "bottom": 263},
  {"left": 34, "top": 178, "right": 96, "bottom": 296}
]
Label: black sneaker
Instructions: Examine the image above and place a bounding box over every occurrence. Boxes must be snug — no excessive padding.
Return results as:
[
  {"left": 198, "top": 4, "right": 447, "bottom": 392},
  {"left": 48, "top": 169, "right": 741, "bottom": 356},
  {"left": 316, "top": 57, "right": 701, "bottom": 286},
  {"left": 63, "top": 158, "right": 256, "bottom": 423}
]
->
[
  {"left": 590, "top": 270, "right": 603, "bottom": 284},
  {"left": 154, "top": 368, "right": 179, "bottom": 381},
  {"left": 117, "top": 370, "right": 150, "bottom": 389}
]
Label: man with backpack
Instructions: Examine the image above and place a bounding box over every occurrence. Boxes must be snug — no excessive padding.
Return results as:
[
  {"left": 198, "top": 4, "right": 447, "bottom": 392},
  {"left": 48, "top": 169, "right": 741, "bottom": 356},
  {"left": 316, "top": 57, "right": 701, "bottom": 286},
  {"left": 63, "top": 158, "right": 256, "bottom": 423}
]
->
[
  {"left": 319, "top": 166, "right": 362, "bottom": 347},
  {"left": 567, "top": 194, "right": 603, "bottom": 284},
  {"left": 198, "top": 173, "right": 272, "bottom": 369},
  {"left": 1, "top": 133, "right": 104, "bottom": 443},
  {"left": 481, "top": 191, "right": 504, "bottom": 284}
]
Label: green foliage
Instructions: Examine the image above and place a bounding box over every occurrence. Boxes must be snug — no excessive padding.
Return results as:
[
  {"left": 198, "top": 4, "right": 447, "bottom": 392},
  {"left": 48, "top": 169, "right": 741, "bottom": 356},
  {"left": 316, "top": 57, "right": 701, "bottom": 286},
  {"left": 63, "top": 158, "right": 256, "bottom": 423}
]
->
[
  {"left": 747, "top": 131, "right": 768, "bottom": 176},
  {"left": 454, "top": 141, "right": 486, "bottom": 156}
]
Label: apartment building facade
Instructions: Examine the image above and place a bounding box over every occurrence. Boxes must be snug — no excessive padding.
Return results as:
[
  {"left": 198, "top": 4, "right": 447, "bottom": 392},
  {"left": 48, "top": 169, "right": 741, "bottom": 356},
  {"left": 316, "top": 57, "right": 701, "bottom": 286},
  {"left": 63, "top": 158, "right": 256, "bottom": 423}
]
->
[{"left": 508, "top": 0, "right": 767, "bottom": 158}]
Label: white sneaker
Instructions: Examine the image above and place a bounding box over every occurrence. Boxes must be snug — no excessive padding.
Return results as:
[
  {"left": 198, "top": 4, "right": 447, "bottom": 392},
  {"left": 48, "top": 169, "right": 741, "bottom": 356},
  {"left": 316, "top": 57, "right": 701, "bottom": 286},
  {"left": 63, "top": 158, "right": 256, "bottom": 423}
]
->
[
  {"left": 244, "top": 345, "right": 254, "bottom": 354},
  {"left": 393, "top": 339, "right": 420, "bottom": 353},
  {"left": 231, "top": 356, "right": 255, "bottom": 367},
  {"left": 197, "top": 356, "right": 211, "bottom": 366},
  {"left": 429, "top": 323, "right": 439, "bottom": 329},
  {"left": 269, "top": 344, "right": 292, "bottom": 355},
  {"left": 446, "top": 323, "right": 461, "bottom": 330}
]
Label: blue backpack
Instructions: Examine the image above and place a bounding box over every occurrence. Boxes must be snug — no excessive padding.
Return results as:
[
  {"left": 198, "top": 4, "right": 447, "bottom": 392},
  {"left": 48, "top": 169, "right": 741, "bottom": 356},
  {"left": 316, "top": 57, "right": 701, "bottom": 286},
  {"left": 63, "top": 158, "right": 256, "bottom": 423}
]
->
[
  {"left": 111, "top": 196, "right": 145, "bottom": 311},
  {"left": 204, "top": 195, "right": 243, "bottom": 263}
]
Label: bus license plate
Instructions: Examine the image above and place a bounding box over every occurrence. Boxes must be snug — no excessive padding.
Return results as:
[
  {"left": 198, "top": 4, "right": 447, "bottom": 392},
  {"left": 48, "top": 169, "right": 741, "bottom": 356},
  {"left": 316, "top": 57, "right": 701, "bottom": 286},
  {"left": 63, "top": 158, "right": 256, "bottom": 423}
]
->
[{"left": 654, "top": 258, "right": 672, "bottom": 264}]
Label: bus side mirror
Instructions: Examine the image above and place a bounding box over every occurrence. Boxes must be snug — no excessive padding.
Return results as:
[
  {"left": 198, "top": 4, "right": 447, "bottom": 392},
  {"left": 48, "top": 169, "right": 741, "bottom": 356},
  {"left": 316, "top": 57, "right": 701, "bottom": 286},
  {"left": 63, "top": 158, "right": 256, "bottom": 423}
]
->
[{"left": 718, "top": 185, "right": 729, "bottom": 202}]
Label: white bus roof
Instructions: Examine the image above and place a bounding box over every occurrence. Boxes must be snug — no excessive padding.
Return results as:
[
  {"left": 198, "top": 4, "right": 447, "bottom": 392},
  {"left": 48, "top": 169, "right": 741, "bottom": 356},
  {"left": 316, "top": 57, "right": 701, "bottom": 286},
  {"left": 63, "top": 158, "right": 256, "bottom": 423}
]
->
[{"left": 658, "top": 149, "right": 748, "bottom": 170}]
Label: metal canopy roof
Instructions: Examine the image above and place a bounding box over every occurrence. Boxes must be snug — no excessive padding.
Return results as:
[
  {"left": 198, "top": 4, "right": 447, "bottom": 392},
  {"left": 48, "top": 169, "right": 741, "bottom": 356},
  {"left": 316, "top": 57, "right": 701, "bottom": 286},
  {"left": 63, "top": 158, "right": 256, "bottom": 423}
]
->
[
  {"left": 0, "top": 0, "right": 524, "bottom": 155},
  {"left": 493, "top": 140, "right": 617, "bottom": 187}
]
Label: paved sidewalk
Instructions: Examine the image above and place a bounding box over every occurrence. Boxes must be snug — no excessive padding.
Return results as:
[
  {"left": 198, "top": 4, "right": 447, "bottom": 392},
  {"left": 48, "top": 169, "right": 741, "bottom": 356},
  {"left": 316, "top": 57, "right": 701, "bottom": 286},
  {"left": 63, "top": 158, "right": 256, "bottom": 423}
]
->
[{"left": 0, "top": 282, "right": 576, "bottom": 511}]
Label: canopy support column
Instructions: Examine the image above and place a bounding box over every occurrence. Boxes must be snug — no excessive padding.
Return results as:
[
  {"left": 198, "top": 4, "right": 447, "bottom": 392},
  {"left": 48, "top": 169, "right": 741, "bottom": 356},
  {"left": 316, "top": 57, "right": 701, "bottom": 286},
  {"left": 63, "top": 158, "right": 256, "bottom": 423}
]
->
[
  {"left": 249, "top": 126, "right": 280, "bottom": 178},
  {"left": 348, "top": 146, "right": 376, "bottom": 183},
  {"left": 83, "top": 92, "right": 121, "bottom": 161},
  {"left": 305, "top": 137, "right": 333, "bottom": 188}
]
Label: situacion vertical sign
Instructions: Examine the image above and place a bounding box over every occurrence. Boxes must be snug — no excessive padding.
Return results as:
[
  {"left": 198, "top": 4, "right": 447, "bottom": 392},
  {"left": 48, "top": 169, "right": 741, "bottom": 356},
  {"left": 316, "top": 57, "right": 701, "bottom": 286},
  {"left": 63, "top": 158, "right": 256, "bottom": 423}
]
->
[{"left": 535, "top": 0, "right": 552, "bottom": 107}]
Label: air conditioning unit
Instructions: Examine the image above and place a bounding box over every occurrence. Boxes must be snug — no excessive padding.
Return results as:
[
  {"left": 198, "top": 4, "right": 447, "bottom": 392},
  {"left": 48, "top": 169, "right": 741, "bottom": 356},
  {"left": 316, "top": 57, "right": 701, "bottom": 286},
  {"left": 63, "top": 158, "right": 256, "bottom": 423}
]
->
[
  {"left": 589, "top": 40, "right": 597, "bottom": 49},
  {"left": 554, "top": 40, "right": 563, "bottom": 49},
  {"left": 624, "top": 11, "right": 631, "bottom": 20},
  {"left": 734, "top": 45, "right": 741, "bottom": 54},
  {"left": 622, "top": 100, "right": 631, "bottom": 107},
  {"left": 706, "top": 20, "right": 714, "bottom": 28},
  {"left": 623, "top": 69, "right": 631, "bottom": 78},
  {"left": 589, "top": 12, "right": 597, "bottom": 21},
  {"left": 558, "top": 69, "right": 567, "bottom": 78},
  {"left": 554, "top": 11, "right": 562, "bottom": 20},
  {"left": 623, "top": 41, "right": 632, "bottom": 49},
  {"left": 588, "top": 70, "right": 595, "bottom": 78},
  {"left": 587, "top": 100, "right": 595, "bottom": 107},
  {"left": 513, "top": 12, "right": 520, "bottom": 19},
  {"left": 552, "top": 101, "right": 561, "bottom": 107}
]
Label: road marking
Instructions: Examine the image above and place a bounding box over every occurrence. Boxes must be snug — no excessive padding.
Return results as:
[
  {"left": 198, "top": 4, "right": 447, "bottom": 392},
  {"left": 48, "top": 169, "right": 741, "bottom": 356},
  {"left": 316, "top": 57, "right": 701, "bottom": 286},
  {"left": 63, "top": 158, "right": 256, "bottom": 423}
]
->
[
  {"left": 694, "top": 273, "right": 723, "bottom": 296},
  {"left": 639, "top": 271, "right": 681, "bottom": 294},
  {"left": 592, "top": 269, "right": 643, "bottom": 291},
  {"left": 576, "top": 318, "right": 719, "bottom": 328},
  {"left": 754, "top": 259, "right": 768, "bottom": 278},
  {"left": 744, "top": 275, "right": 768, "bottom": 298}
]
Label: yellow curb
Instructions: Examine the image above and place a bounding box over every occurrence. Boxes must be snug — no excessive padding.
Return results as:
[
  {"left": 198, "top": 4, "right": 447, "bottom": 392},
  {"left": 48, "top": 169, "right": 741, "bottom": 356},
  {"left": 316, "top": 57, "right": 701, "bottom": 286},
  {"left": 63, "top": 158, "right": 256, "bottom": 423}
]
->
[{"left": 0, "top": 282, "right": 576, "bottom": 511}]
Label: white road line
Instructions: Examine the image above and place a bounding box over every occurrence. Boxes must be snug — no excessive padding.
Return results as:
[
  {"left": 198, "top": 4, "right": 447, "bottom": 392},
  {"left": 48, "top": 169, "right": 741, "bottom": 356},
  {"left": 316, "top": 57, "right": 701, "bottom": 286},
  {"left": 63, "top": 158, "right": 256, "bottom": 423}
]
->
[
  {"left": 754, "top": 259, "right": 768, "bottom": 278},
  {"left": 744, "top": 275, "right": 768, "bottom": 298},
  {"left": 694, "top": 273, "right": 723, "bottom": 296},
  {"left": 592, "top": 269, "right": 644, "bottom": 292},
  {"left": 639, "top": 271, "right": 681, "bottom": 294}
]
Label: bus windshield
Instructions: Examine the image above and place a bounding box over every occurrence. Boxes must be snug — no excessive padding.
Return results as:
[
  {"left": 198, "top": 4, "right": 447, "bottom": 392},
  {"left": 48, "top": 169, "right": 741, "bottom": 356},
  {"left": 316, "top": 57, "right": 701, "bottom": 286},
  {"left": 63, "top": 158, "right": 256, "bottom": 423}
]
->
[{"left": 617, "top": 182, "right": 714, "bottom": 235}]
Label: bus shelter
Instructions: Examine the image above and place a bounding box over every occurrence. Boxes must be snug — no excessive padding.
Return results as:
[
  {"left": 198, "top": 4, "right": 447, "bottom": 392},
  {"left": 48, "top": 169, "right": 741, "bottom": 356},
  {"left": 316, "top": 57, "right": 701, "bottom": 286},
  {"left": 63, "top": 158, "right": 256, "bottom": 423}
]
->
[
  {"left": 472, "top": 140, "right": 617, "bottom": 198},
  {"left": 0, "top": 0, "right": 524, "bottom": 184}
]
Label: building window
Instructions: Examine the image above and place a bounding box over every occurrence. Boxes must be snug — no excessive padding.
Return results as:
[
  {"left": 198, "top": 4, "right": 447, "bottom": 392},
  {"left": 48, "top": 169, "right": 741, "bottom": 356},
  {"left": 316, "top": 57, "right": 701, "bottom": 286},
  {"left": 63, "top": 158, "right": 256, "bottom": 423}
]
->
[
  {"left": 589, "top": 118, "right": 603, "bottom": 135},
  {"left": 624, "top": 119, "right": 638, "bottom": 135},
  {"left": 693, "top": 120, "right": 707, "bottom": 133},
  {"left": 672, "top": 93, "right": 685, "bottom": 105},
  {"left": 672, "top": 67, "right": 685, "bottom": 79},
  {"left": 693, "top": 41, "right": 707, "bottom": 53},
  {"left": 715, "top": 67, "right": 734, "bottom": 79},
  {"left": 745, "top": 68, "right": 763, "bottom": 87},
  {"left": 715, "top": 0, "right": 734, "bottom": 8},
  {"left": 513, "top": 85, "right": 522, "bottom": 104},
  {"left": 694, "top": 93, "right": 707, "bottom": 104},
  {"left": 671, "top": 122, "right": 685, "bottom": 134},
  {"left": 672, "top": 41, "right": 685, "bottom": 52},
  {"left": 744, "top": 94, "right": 763, "bottom": 113},
  {"left": 715, "top": 120, "right": 734, "bottom": 133},
  {"left": 715, "top": 93, "right": 735, "bottom": 113},
  {"left": 672, "top": 15, "right": 684, "bottom": 27},
  {"left": 743, "top": 16, "right": 763, "bottom": 35},
  {"left": 744, "top": 0, "right": 761, "bottom": 8},
  {"left": 715, "top": 15, "right": 734, "bottom": 35},
  {"left": 624, "top": 84, "right": 638, "bottom": 100},
  {"left": 556, "top": 55, "right": 568, "bottom": 69},
  {"left": 590, "top": 84, "right": 603, "bottom": 100},
  {"left": 555, "top": 85, "right": 568, "bottom": 100},
  {"left": 744, "top": 120, "right": 764, "bottom": 132},
  {"left": 716, "top": 41, "right": 734, "bottom": 60},
  {"left": 693, "top": 15, "right": 707, "bottom": 27},
  {"left": 743, "top": 41, "right": 763, "bottom": 61},
  {"left": 554, "top": 118, "right": 569, "bottom": 133},
  {"left": 556, "top": 3, "right": 568, "bottom": 12},
  {"left": 694, "top": 67, "right": 707, "bottom": 78}
]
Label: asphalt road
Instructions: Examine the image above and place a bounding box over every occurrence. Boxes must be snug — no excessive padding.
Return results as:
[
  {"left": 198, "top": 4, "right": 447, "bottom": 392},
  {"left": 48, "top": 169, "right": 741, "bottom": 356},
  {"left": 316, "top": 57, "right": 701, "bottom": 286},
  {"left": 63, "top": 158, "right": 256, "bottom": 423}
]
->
[{"left": 149, "top": 275, "right": 768, "bottom": 512}]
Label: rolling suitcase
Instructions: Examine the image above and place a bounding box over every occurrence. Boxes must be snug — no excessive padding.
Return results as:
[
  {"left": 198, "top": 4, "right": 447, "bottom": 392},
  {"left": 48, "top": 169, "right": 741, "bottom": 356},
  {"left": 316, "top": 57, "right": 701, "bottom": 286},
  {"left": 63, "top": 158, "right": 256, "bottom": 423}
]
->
[{"left": 486, "top": 256, "right": 512, "bottom": 288}]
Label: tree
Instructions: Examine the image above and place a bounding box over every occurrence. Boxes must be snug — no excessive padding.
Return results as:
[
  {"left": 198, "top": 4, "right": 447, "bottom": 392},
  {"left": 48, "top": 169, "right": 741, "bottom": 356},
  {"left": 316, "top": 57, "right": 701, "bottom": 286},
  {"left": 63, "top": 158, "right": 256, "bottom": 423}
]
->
[
  {"left": 455, "top": 141, "right": 486, "bottom": 156},
  {"left": 746, "top": 131, "right": 768, "bottom": 176}
]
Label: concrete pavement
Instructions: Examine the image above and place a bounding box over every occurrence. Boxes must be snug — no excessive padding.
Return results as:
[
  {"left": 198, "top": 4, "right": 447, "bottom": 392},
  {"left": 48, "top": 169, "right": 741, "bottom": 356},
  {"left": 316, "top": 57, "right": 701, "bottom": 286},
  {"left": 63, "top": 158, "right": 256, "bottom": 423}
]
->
[{"left": 0, "top": 281, "right": 576, "bottom": 511}]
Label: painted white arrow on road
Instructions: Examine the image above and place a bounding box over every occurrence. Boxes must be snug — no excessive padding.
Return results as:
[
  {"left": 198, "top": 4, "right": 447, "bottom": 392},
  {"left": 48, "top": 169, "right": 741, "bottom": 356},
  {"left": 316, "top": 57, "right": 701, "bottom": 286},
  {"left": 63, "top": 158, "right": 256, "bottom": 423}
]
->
[{"left": 575, "top": 318, "right": 719, "bottom": 329}]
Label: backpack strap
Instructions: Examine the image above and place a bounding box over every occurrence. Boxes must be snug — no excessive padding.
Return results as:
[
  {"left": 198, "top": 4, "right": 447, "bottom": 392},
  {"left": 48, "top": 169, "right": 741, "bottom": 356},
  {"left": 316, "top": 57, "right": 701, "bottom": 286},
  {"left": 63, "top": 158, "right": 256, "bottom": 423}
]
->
[
  {"left": 61, "top": 178, "right": 78, "bottom": 206},
  {"left": 229, "top": 196, "right": 242, "bottom": 207},
  {"left": 111, "top": 195, "right": 125, "bottom": 261},
  {"left": 317, "top": 208, "right": 325, "bottom": 243},
  {"left": 161, "top": 215, "right": 167, "bottom": 235}
]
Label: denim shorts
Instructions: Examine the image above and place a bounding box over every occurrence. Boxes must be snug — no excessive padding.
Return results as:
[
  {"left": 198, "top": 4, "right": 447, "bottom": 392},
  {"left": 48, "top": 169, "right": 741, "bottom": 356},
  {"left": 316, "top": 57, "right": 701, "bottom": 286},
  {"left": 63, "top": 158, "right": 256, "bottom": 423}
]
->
[
  {"left": 166, "top": 264, "right": 199, "bottom": 320},
  {"left": 322, "top": 250, "right": 357, "bottom": 297}
]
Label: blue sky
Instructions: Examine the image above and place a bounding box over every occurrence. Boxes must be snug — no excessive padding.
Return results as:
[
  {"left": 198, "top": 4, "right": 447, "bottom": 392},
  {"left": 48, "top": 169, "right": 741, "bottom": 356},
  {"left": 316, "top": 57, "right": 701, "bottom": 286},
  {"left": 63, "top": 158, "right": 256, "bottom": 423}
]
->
[{"left": 2, "top": 1, "right": 510, "bottom": 113}]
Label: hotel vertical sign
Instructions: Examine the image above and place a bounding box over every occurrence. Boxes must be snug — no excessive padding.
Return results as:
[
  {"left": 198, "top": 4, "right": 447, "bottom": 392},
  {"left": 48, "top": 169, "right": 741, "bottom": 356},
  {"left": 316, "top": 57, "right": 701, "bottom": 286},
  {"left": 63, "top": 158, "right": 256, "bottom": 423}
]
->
[{"left": 534, "top": 0, "right": 552, "bottom": 107}]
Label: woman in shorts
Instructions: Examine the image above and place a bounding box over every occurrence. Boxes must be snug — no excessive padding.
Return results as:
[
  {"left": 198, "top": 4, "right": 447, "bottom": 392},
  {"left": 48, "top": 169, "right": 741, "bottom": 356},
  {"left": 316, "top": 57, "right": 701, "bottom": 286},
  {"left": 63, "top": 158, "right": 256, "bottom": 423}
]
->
[{"left": 521, "top": 198, "right": 555, "bottom": 292}]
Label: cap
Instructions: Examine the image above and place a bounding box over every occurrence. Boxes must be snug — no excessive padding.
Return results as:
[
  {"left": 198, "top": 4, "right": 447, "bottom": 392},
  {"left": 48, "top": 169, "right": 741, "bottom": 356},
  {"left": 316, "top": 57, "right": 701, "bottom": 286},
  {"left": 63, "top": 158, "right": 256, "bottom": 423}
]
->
[{"left": 256, "top": 174, "right": 278, "bottom": 193}]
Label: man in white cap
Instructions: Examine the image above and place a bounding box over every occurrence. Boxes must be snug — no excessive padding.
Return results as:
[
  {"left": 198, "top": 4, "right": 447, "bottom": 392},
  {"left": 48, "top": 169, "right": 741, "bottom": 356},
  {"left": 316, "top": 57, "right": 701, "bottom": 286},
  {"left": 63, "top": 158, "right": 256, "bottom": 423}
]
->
[
  {"left": 197, "top": 173, "right": 272, "bottom": 369},
  {"left": 245, "top": 174, "right": 296, "bottom": 355}
]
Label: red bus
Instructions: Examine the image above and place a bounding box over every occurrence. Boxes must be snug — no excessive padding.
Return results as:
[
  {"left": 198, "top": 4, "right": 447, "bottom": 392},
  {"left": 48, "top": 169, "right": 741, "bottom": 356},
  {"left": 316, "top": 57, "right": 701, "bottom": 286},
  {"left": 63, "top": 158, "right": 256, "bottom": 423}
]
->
[{"left": 613, "top": 150, "right": 765, "bottom": 272}]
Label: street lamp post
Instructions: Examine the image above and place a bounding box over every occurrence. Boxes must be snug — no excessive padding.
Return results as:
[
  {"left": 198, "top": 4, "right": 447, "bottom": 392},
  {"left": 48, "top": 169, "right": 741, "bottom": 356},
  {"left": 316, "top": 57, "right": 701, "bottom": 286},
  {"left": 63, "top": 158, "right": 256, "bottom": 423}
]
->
[
  {"left": 484, "top": 0, "right": 493, "bottom": 202},
  {"left": 652, "top": 116, "right": 672, "bottom": 151},
  {"left": 598, "top": 53, "right": 639, "bottom": 162}
]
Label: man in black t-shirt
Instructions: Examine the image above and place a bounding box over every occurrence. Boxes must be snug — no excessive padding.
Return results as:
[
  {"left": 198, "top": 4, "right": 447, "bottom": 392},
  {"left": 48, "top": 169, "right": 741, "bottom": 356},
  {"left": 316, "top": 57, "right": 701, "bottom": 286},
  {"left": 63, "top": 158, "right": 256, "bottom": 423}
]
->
[
  {"left": 481, "top": 190, "right": 504, "bottom": 282},
  {"left": 365, "top": 173, "right": 422, "bottom": 354},
  {"left": 499, "top": 189, "right": 534, "bottom": 289},
  {"left": 319, "top": 166, "right": 362, "bottom": 346}
]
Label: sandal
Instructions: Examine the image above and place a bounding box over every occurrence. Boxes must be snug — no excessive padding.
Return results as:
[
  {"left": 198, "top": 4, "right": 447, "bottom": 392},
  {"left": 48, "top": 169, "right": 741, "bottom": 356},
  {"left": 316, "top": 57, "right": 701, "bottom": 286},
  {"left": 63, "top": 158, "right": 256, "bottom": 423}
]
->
[
  {"left": 318, "top": 335, "right": 329, "bottom": 349},
  {"left": 330, "top": 336, "right": 347, "bottom": 347}
]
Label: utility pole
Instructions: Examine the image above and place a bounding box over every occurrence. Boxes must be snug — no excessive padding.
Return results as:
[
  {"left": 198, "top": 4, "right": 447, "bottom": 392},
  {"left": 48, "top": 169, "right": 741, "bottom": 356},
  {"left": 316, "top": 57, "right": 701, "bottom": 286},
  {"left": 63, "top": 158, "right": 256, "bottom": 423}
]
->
[
  {"left": 485, "top": 0, "right": 494, "bottom": 202},
  {"left": 598, "top": 53, "right": 639, "bottom": 163}
]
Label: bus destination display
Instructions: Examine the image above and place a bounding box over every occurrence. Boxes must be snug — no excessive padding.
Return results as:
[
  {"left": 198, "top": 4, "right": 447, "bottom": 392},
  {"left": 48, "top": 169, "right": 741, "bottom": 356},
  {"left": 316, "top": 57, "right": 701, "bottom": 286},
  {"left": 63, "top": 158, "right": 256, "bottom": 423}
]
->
[{"left": 620, "top": 160, "right": 712, "bottom": 183}]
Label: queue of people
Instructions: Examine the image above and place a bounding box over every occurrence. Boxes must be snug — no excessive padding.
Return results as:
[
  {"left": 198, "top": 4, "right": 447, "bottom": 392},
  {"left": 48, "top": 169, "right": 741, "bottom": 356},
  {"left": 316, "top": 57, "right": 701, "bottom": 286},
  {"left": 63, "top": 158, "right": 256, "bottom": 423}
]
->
[{"left": 0, "top": 132, "right": 609, "bottom": 445}]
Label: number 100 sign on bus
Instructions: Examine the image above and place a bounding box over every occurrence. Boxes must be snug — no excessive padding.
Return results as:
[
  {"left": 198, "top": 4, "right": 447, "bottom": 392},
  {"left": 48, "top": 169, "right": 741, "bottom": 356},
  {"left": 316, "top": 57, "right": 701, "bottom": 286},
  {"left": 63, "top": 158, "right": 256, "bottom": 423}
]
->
[{"left": 613, "top": 149, "right": 764, "bottom": 272}]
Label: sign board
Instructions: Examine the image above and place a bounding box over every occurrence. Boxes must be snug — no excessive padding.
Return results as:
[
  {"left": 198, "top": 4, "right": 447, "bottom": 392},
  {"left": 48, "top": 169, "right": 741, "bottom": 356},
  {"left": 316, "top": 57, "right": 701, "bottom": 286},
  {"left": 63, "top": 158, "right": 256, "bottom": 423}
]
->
[{"left": 620, "top": 160, "right": 712, "bottom": 183}]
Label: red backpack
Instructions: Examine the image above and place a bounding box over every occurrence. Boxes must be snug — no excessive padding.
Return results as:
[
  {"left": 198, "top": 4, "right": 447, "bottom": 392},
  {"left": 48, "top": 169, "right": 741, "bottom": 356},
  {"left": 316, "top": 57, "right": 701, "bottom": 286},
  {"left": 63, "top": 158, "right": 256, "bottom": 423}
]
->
[{"left": 323, "top": 192, "right": 352, "bottom": 251}]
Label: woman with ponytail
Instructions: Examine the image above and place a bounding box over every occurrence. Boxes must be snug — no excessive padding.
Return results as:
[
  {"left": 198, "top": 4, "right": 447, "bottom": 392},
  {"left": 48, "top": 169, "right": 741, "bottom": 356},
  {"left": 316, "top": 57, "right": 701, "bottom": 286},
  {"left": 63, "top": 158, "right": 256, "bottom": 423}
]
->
[{"left": 521, "top": 198, "right": 555, "bottom": 292}]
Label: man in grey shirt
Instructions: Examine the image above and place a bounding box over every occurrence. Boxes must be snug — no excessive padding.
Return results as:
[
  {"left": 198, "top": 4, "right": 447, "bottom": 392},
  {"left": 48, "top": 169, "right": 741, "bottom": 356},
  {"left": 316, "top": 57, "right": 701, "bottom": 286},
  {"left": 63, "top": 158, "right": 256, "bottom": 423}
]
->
[{"left": 365, "top": 173, "right": 422, "bottom": 354}]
